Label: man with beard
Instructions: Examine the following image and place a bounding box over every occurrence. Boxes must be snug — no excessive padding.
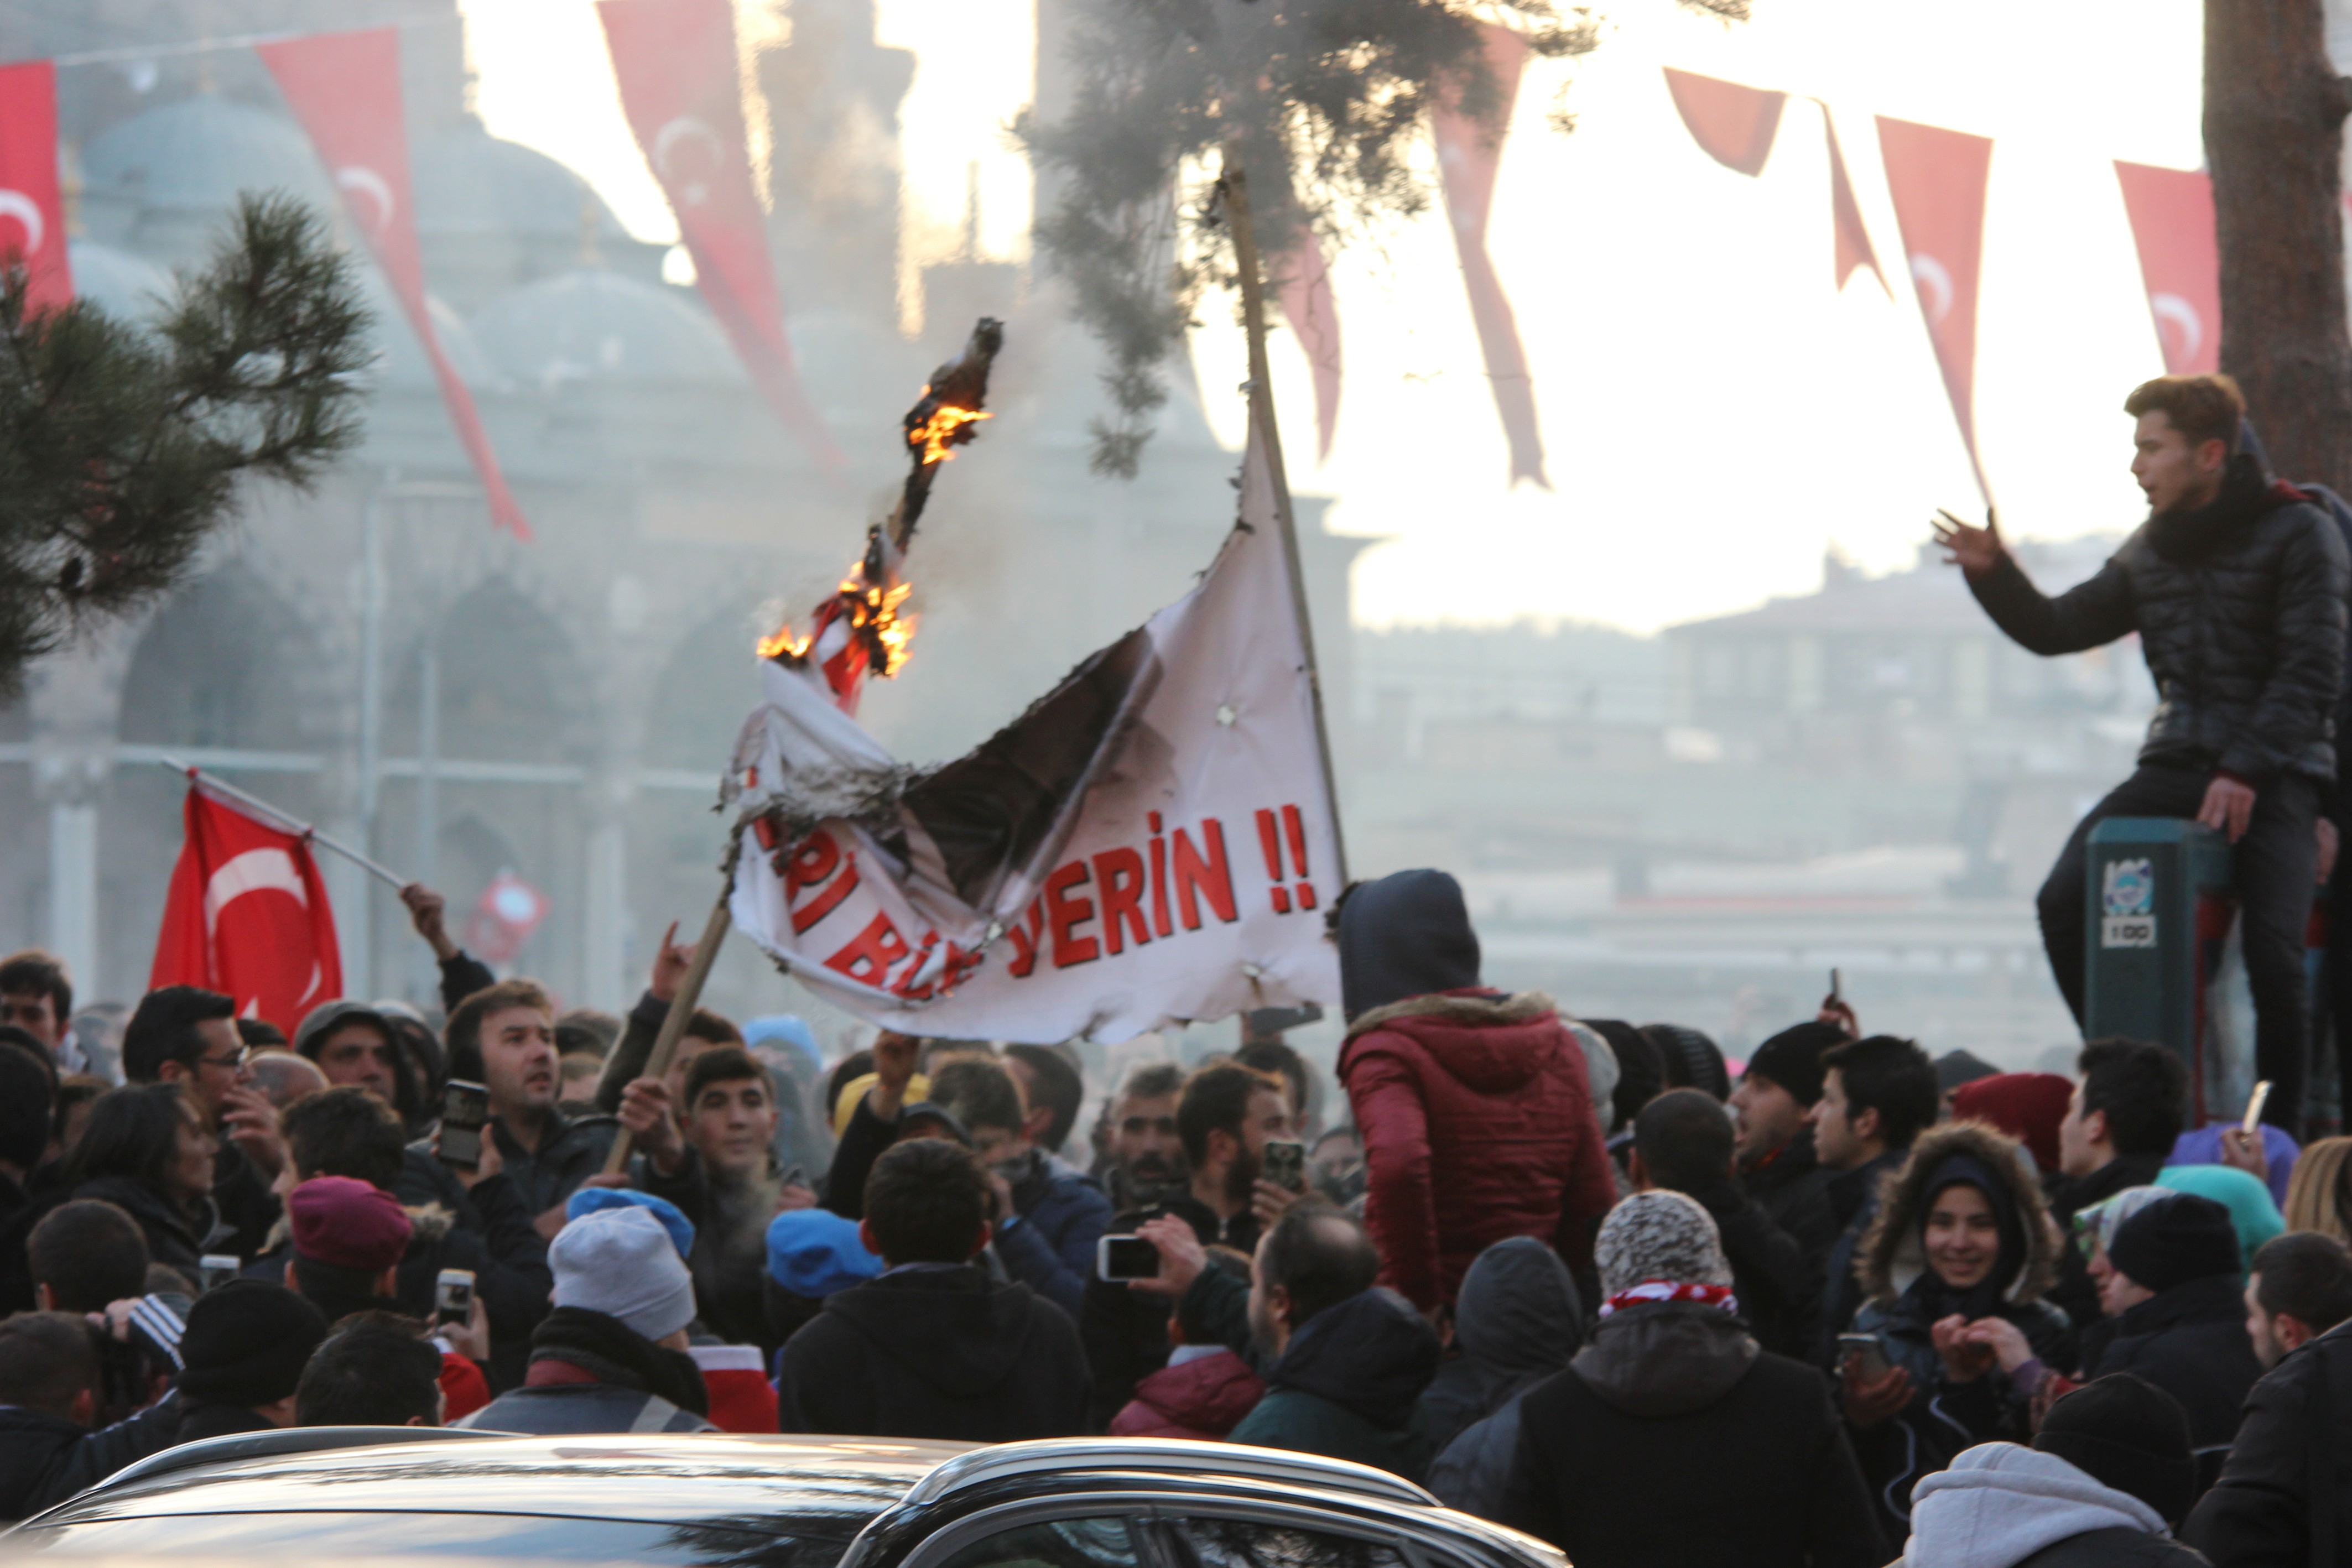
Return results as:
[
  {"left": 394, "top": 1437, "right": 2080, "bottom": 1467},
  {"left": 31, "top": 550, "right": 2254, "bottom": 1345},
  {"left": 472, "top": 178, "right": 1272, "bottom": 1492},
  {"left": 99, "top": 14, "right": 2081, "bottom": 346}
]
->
[
  {"left": 620, "top": 1045, "right": 818, "bottom": 1352},
  {"left": 1937, "top": 372, "right": 2349, "bottom": 1137},
  {"left": 1079, "top": 1064, "right": 1298, "bottom": 1424}
]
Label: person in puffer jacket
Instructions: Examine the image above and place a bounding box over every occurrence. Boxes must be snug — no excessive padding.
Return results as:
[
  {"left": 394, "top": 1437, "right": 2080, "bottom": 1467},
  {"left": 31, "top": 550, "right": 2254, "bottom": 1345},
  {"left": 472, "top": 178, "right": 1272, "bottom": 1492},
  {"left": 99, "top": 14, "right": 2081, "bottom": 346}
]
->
[
  {"left": 1936, "top": 372, "right": 2350, "bottom": 1137},
  {"left": 1334, "top": 869, "right": 1616, "bottom": 1312},
  {"left": 1900, "top": 1376, "right": 2207, "bottom": 1568}
]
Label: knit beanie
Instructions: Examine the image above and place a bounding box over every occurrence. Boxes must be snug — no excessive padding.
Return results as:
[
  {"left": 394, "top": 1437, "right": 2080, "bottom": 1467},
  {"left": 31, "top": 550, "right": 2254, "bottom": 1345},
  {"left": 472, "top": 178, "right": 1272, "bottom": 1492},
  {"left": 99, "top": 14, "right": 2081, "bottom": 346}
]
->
[
  {"left": 550, "top": 1205, "right": 697, "bottom": 1342},
  {"left": 1594, "top": 1190, "right": 1731, "bottom": 1299},
  {"left": 2107, "top": 1190, "right": 2242, "bottom": 1294},
  {"left": 1741, "top": 1022, "right": 1841, "bottom": 1108},
  {"left": 176, "top": 1279, "right": 330, "bottom": 1406},
  {"left": 565, "top": 1186, "right": 696, "bottom": 1259},
  {"left": 288, "top": 1175, "right": 413, "bottom": 1272},
  {"left": 2034, "top": 1373, "right": 2197, "bottom": 1525},
  {"left": 766, "top": 1207, "right": 883, "bottom": 1298},
  {"left": 1952, "top": 1072, "right": 2074, "bottom": 1174}
]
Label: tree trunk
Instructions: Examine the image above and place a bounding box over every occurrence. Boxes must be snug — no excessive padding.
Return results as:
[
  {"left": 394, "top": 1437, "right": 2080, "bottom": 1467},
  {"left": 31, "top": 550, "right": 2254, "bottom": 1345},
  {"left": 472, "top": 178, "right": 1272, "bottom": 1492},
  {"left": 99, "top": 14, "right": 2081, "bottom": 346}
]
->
[{"left": 2207, "top": 0, "right": 2352, "bottom": 489}]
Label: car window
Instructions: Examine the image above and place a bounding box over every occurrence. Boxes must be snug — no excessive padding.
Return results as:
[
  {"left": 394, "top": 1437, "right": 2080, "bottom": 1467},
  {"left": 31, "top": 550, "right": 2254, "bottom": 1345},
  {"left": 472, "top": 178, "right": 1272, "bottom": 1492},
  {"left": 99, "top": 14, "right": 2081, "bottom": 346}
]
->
[
  {"left": 934, "top": 1517, "right": 1144, "bottom": 1568},
  {"left": 1171, "top": 1518, "right": 1411, "bottom": 1568},
  {"left": 14, "top": 1510, "right": 849, "bottom": 1568}
]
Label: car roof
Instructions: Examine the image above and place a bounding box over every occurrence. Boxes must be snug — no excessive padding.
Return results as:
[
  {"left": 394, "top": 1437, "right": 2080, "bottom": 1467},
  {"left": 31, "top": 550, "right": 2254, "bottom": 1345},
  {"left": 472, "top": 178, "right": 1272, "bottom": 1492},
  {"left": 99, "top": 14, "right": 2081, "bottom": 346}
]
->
[{"left": 34, "top": 1435, "right": 972, "bottom": 1528}]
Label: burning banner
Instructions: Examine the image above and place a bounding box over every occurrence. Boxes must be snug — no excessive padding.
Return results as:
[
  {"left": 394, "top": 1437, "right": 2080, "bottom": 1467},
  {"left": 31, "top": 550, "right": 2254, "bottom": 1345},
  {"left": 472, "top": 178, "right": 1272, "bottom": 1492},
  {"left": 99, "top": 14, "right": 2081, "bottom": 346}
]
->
[{"left": 726, "top": 407, "right": 1341, "bottom": 1042}]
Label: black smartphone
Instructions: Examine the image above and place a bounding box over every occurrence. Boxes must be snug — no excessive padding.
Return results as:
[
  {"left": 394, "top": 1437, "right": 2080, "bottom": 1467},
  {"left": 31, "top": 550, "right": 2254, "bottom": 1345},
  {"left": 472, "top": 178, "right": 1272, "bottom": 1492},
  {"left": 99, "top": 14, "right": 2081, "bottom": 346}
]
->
[
  {"left": 1836, "top": 1331, "right": 1891, "bottom": 1381},
  {"left": 1829, "top": 967, "right": 1843, "bottom": 1004},
  {"left": 439, "top": 1079, "right": 490, "bottom": 1168},
  {"left": 197, "top": 1254, "right": 238, "bottom": 1294},
  {"left": 434, "top": 1268, "right": 476, "bottom": 1326},
  {"left": 1097, "top": 1234, "right": 1161, "bottom": 1282},
  {"left": 1261, "top": 1139, "right": 1307, "bottom": 1194}
]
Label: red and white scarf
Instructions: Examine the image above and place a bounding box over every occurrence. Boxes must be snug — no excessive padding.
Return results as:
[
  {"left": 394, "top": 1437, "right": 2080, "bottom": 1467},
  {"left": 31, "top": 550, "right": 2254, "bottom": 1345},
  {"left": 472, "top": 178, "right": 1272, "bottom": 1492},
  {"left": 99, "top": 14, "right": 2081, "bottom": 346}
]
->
[{"left": 1599, "top": 1280, "right": 1739, "bottom": 1319}]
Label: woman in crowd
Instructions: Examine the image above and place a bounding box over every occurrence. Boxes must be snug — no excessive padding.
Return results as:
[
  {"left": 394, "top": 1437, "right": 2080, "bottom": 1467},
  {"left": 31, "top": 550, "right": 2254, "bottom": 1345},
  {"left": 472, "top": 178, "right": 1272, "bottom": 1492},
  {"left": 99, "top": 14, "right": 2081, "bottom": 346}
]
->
[
  {"left": 66, "top": 1083, "right": 220, "bottom": 1280},
  {"left": 1840, "top": 1120, "right": 2076, "bottom": 1540},
  {"left": 2283, "top": 1134, "right": 2352, "bottom": 1242}
]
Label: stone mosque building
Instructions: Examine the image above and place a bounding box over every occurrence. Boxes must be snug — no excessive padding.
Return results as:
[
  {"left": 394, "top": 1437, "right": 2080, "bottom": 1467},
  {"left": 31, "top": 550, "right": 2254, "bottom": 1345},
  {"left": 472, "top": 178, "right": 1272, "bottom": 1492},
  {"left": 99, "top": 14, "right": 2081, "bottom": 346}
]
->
[{"left": 0, "top": 0, "right": 1364, "bottom": 1027}]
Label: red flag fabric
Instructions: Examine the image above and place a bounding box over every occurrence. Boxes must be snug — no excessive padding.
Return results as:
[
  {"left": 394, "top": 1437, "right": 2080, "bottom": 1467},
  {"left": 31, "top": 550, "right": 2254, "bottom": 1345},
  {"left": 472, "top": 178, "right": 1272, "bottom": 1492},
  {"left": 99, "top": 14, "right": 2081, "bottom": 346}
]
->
[
  {"left": 1663, "top": 68, "right": 1786, "bottom": 177},
  {"left": 599, "top": 0, "right": 845, "bottom": 480},
  {"left": 1825, "top": 112, "right": 1885, "bottom": 294},
  {"left": 1434, "top": 25, "right": 1547, "bottom": 489},
  {"left": 2114, "top": 161, "right": 2219, "bottom": 376},
  {"left": 0, "top": 61, "right": 72, "bottom": 312},
  {"left": 1877, "top": 114, "right": 1994, "bottom": 496},
  {"left": 259, "top": 29, "right": 530, "bottom": 538},
  {"left": 1273, "top": 231, "right": 1341, "bottom": 462},
  {"left": 150, "top": 784, "right": 343, "bottom": 1032}
]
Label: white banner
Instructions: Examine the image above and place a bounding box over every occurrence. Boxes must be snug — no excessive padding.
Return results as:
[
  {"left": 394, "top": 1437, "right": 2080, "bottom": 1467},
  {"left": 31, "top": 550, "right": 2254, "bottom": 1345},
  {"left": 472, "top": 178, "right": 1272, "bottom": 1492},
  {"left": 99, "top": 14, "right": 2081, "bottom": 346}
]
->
[{"left": 724, "top": 419, "right": 1341, "bottom": 1043}]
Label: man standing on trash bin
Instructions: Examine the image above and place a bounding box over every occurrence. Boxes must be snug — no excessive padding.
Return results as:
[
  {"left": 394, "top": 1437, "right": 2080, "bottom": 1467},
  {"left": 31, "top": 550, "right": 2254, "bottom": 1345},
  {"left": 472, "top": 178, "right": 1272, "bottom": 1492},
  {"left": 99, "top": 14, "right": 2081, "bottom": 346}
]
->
[{"left": 1935, "top": 373, "right": 2348, "bottom": 1135}]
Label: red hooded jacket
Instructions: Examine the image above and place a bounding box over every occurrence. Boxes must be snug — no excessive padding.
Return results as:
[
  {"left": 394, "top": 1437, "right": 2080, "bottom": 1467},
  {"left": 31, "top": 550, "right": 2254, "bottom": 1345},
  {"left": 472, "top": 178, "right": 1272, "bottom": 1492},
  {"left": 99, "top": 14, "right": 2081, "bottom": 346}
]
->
[
  {"left": 1108, "top": 1347, "right": 1266, "bottom": 1439},
  {"left": 1339, "top": 990, "right": 1615, "bottom": 1312}
]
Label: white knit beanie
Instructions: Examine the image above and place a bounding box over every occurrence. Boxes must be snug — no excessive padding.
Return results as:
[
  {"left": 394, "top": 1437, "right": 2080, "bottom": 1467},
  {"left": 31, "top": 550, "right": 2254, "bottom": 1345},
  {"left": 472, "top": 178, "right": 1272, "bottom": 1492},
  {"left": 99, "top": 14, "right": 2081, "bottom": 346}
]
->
[
  {"left": 550, "top": 1205, "right": 696, "bottom": 1341},
  {"left": 1595, "top": 1190, "right": 1732, "bottom": 1298}
]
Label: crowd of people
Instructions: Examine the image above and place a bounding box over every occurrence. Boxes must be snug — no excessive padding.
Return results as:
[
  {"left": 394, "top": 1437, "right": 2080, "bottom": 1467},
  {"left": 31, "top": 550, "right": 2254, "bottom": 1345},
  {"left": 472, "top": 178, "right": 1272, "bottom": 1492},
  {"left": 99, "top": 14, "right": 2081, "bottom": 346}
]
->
[{"left": 2, "top": 864, "right": 2352, "bottom": 1568}]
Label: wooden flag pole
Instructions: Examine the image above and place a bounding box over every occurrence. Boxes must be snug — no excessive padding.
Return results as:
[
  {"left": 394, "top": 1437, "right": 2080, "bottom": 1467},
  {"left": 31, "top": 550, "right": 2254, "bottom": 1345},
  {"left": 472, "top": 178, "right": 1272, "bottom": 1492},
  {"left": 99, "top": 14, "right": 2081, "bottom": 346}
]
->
[
  {"left": 1216, "top": 154, "right": 1350, "bottom": 884},
  {"left": 600, "top": 884, "right": 733, "bottom": 1176}
]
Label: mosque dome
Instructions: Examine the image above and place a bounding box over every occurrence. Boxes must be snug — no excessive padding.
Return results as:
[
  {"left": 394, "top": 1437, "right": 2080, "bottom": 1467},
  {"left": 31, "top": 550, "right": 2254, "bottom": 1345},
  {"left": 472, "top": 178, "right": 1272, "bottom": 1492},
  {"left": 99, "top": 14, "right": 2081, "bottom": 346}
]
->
[
  {"left": 411, "top": 118, "right": 632, "bottom": 244},
  {"left": 82, "top": 95, "right": 332, "bottom": 217},
  {"left": 66, "top": 240, "right": 170, "bottom": 321},
  {"left": 470, "top": 268, "right": 742, "bottom": 390}
]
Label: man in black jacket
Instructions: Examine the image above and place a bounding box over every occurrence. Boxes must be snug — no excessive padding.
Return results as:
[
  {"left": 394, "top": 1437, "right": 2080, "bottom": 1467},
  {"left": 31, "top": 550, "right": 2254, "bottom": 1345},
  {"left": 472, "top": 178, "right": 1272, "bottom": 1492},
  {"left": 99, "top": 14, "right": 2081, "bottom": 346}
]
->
[
  {"left": 1806, "top": 1035, "right": 1938, "bottom": 1359},
  {"left": 780, "top": 1135, "right": 1087, "bottom": 1440},
  {"left": 122, "top": 986, "right": 284, "bottom": 1259},
  {"left": 0, "top": 1312, "right": 184, "bottom": 1522},
  {"left": 2187, "top": 1236, "right": 2352, "bottom": 1561},
  {"left": 1732, "top": 1022, "right": 1841, "bottom": 1265},
  {"left": 2051, "top": 1040, "right": 2189, "bottom": 1328},
  {"left": 1631, "top": 1088, "right": 1818, "bottom": 1359},
  {"left": 2087, "top": 1191, "right": 2263, "bottom": 1500},
  {"left": 1937, "top": 372, "right": 2350, "bottom": 1135}
]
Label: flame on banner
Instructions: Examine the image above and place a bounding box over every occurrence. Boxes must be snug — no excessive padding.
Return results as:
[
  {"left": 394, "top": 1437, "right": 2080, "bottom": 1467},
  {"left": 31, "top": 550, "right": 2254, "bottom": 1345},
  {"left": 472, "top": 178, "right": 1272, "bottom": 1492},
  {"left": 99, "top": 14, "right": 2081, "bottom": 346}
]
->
[{"left": 908, "top": 395, "right": 990, "bottom": 466}]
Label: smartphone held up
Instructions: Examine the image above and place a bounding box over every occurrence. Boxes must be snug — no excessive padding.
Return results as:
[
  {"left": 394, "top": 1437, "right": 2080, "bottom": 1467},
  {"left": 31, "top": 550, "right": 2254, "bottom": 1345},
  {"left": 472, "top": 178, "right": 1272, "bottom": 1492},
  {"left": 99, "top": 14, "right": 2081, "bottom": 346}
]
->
[{"left": 439, "top": 1080, "right": 491, "bottom": 1168}]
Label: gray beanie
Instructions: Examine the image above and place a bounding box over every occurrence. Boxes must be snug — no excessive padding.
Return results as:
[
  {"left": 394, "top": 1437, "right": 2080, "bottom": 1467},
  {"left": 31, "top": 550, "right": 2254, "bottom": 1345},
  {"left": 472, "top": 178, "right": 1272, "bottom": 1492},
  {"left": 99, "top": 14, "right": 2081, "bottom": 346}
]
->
[
  {"left": 551, "top": 1205, "right": 696, "bottom": 1342},
  {"left": 1595, "top": 1190, "right": 1732, "bottom": 1298}
]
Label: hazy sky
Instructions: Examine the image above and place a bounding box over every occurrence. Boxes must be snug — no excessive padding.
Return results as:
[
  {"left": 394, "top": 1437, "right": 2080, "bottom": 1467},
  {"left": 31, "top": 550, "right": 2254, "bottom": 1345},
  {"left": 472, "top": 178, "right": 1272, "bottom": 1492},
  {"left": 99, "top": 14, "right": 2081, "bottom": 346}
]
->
[{"left": 459, "top": 0, "right": 2205, "bottom": 634}]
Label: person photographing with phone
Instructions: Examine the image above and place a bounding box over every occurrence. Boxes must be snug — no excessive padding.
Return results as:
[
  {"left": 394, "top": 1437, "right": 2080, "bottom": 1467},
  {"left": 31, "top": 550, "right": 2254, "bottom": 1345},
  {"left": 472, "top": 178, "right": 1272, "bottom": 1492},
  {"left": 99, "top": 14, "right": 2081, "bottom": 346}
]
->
[{"left": 1935, "top": 373, "right": 2349, "bottom": 1138}]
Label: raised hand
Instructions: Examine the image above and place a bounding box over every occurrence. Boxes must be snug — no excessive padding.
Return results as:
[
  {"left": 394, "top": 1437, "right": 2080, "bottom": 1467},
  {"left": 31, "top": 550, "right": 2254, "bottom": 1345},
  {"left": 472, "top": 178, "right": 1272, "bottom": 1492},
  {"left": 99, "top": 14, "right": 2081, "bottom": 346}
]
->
[{"left": 1932, "top": 507, "right": 2006, "bottom": 577}]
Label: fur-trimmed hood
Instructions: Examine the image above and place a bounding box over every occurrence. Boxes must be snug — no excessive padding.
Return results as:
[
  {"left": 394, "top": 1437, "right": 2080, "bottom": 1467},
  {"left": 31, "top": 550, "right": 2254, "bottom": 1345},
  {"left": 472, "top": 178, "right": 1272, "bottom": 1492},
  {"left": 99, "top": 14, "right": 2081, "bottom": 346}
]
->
[
  {"left": 1858, "top": 1121, "right": 2058, "bottom": 1309},
  {"left": 1342, "top": 991, "right": 1560, "bottom": 1096},
  {"left": 1345, "top": 989, "right": 1556, "bottom": 1041}
]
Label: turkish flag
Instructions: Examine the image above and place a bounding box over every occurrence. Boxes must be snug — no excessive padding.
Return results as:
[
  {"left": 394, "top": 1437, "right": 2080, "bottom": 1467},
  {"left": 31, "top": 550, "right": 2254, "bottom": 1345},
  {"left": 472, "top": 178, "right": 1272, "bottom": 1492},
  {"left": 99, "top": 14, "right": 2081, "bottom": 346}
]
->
[
  {"left": 259, "top": 28, "right": 531, "bottom": 539},
  {"left": 1663, "top": 68, "right": 1786, "bottom": 176},
  {"left": 0, "top": 61, "right": 72, "bottom": 313},
  {"left": 1273, "top": 231, "right": 1341, "bottom": 463},
  {"left": 2114, "top": 162, "right": 2219, "bottom": 376},
  {"left": 1877, "top": 114, "right": 1994, "bottom": 497},
  {"left": 599, "top": 0, "right": 845, "bottom": 480},
  {"left": 150, "top": 784, "right": 343, "bottom": 1033},
  {"left": 1434, "top": 24, "right": 1547, "bottom": 489},
  {"left": 1825, "top": 113, "right": 1885, "bottom": 294}
]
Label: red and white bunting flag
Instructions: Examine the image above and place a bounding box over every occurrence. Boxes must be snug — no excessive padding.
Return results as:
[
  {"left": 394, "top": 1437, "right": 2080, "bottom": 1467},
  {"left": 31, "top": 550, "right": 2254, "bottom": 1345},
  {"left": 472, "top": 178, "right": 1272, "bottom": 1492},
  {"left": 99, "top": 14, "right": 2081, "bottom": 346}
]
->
[
  {"left": 1274, "top": 231, "right": 1342, "bottom": 463},
  {"left": 260, "top": 28, "right": 530, "bottom": 538},
  {"left": 1663, "top": 67, "right": 1786, "bottom": 177},
  {"left": 2114, "top": 162, "right": 2219, "bottom": 376},
  {"left": 150, "top": 783, "right": 344, "bottom": 1033},
  {"left": 726, "top": 411, "right": 1341, "bottom": 1043},
  {"left": 1825, "top": 111, "right": 1886, "bottom": 294},
  {"left": 599, "top": 0, "right": 845, "bottom": 480},
  {"left": 1434, "top": 24, "right": 1547, "bottom": 489},
  {"left": 0, "top": 61, "right": 72, "bottom": 312},
  {"left": 1877, "top": 114, "right": 1994, "bottom": 497}
]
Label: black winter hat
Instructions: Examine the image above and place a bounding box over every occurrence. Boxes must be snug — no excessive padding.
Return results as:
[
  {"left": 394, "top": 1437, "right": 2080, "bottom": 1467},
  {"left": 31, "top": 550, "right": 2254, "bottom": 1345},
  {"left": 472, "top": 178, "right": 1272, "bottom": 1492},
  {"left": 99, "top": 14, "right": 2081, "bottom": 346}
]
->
[
  {"left": 1742, "top": 1023, "right": 1842, "bottom": 1107},
  {"left": 2034, "top": 1373, "right": 2197, "bottom": 1525},
  {"left": 1335, "top": 869, "right": 1481, "bottom": 1022},
  {"left": 176, "top": 1279, "right": 329, "bottom": 1407},
  {"left": 1935, "top": 1049, "right": 2001, "bottom": 1095},
  {"left": 2107, "top": 1190, "right": 2242, "bottom": 1294}
]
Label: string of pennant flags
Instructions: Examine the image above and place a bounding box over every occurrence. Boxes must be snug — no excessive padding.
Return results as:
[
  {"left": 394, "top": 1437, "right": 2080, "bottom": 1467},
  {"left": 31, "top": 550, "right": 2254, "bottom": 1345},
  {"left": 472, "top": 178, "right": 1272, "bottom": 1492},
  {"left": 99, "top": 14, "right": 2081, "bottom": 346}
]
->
[
  {"left": 0, "top": 0, "right": 843, "bottom": 541},
  {"left": 1663, "top": 66, "right": 2220, "bottom": 505}
]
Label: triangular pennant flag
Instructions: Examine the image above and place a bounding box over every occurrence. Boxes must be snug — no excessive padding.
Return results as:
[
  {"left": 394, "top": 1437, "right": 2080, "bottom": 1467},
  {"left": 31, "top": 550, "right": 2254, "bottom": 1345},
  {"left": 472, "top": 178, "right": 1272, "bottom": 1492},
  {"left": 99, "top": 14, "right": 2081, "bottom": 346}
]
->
[
  {"left": 1877, "top": 114, "right": 1994, "bottom": 498},
  {"left": 1663, "top": 67, "right": 1786, "bottom": 176},
  {"left": 0, "top": 61, "right": 71, "bottom": 312},
  {"left": 1273, "top": 232, "right": 1342, "bottom": 463},
  {"left": 1825, "top": 110, "right": 1886, "bottom": 294},
  {"left": 2114, "top": 161, "right": 2219, "bottom": 376}
]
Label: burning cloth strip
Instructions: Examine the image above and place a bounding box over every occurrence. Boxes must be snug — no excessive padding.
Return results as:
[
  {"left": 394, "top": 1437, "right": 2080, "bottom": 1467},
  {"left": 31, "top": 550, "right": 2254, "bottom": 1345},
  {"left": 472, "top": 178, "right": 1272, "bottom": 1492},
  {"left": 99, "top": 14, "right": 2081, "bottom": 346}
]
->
[{"left": 724, "top": 413, "right": 1341, "bottom": 1043}]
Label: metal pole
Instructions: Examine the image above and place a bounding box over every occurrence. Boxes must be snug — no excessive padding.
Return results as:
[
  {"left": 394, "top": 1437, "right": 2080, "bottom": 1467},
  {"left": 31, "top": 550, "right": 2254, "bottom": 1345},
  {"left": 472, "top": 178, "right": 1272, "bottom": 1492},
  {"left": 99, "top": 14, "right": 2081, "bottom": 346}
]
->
[
  {"left": 159, "top": 758, "right": 409, "bottom": 888},
  {"left": 416, "top": 635, "right": 439, "bottom": 890},
  {"left": 357, "top": 476, "right": 387, "bottom": 831},
  {"left": 1217, "top": 156, "right": 1350, "bottom": 883}
]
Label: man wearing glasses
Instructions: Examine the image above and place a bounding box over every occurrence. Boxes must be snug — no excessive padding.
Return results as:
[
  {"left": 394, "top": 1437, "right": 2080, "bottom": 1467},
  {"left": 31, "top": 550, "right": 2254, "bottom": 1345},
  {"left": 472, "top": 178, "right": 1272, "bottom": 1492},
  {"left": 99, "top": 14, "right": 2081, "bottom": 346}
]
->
[{"left": 122, "top": 986, "right": 288, "bottom": 1259}]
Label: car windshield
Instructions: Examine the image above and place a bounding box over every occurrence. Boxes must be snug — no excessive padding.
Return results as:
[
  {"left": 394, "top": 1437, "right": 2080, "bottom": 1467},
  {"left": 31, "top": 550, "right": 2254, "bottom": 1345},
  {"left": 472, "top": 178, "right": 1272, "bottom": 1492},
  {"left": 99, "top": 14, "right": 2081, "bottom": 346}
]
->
[{"left": 13, "top": 1510, "right": 865, "bottom": 1568}]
